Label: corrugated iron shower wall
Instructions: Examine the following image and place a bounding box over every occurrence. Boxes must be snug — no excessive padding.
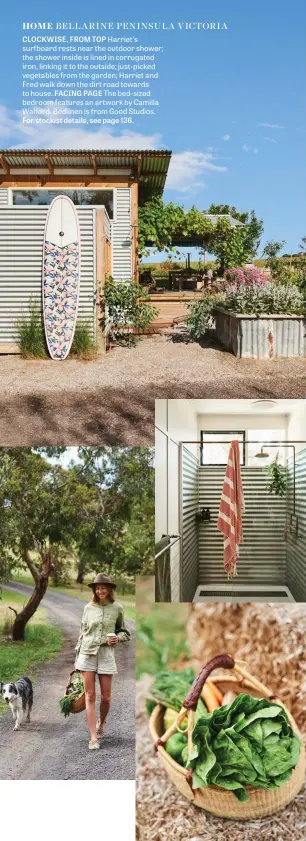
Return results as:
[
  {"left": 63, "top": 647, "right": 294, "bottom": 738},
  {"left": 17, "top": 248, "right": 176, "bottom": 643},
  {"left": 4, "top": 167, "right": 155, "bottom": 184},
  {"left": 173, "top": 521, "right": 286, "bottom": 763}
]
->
[
  {"left": 286, "top": 448, "right": 306, "bottom": 601},
  {"left": 198, "top": 467, "right": 287, "bottom": 584},
  {"left": 180, "top": 446, "right": 199, "bottom": 601}
]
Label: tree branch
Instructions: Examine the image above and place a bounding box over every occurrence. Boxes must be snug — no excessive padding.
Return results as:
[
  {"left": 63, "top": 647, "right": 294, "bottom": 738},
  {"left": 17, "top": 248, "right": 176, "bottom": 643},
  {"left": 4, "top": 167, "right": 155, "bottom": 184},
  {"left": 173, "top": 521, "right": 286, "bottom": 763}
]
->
[
  {"left": 8, "top": 606, "right": 18, "bottom": 617},
  {"left": 21, "top": 545, "right": 40, "bottom": 584}
]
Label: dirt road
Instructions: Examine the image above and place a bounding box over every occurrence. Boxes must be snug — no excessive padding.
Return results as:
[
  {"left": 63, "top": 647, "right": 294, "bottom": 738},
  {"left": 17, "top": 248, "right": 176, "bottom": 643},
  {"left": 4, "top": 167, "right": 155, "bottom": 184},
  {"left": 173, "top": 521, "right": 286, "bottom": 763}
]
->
[
  {"left": 0, "top": 334, "right": 305, "bottom": 445},
  {"left": 0, "top": 582, "right": 135, "bottom": 780}
]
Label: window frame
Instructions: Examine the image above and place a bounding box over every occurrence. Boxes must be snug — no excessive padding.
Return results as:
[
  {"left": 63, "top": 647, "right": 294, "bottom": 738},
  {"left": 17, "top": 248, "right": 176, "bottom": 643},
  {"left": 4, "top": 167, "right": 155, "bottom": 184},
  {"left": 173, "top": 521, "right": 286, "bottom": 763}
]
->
[
  {"left": 9, "top": 186, "right": 116, "bottom": 221},
  {"left": 200, "top": 430, "right": 246, "bottom": 467}
]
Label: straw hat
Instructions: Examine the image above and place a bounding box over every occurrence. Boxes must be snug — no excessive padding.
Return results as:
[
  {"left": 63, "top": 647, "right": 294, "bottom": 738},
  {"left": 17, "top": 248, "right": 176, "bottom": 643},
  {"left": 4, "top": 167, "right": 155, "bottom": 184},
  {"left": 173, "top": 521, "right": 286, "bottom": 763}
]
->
[{"left": 88, "top": 573, "right": 117, "bottom": 590}]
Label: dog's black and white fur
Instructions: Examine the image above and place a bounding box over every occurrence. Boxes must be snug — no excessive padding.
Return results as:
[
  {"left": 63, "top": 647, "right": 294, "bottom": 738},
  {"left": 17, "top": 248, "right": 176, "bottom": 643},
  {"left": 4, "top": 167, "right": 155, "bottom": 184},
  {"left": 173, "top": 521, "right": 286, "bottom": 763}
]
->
[{"left": 0, "top": 677, "right": 33, "bottom": 730}]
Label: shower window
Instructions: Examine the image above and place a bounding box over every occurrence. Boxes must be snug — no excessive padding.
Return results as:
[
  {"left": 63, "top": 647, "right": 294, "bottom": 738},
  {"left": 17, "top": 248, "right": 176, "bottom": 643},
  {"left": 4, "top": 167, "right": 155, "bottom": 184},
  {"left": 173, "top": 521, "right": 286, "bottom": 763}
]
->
[
  {"left": 12, "top": 189, "right": 114, "bottom": 218},
  {"left": 200, "top": 431, "right": 245, "bottom": 466},
  {"left": 247, "top": 429, "right": 287, "bottom": 467}
]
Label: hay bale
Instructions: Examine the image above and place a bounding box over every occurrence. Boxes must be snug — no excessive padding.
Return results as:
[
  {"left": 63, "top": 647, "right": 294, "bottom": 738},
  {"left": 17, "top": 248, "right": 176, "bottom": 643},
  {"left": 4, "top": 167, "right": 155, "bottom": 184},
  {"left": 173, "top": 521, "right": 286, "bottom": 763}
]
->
[{"left": 187, "top": 603, "right": 306, "bottom": 731}]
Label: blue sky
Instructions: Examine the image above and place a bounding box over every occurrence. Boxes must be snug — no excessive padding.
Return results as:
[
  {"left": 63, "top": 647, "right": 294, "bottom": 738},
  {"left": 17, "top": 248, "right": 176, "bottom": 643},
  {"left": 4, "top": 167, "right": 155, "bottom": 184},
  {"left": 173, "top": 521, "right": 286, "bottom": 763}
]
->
[{"left": 1, "top": 0, "right": 305, "bottom": 258}]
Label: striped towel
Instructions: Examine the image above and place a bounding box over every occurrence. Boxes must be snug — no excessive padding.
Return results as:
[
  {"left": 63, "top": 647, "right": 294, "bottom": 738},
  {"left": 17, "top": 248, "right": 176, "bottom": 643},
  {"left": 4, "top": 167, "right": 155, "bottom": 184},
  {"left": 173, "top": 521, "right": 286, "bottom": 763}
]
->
[{"left": 217, "top": 440, "right": 244, "bottom": 578}]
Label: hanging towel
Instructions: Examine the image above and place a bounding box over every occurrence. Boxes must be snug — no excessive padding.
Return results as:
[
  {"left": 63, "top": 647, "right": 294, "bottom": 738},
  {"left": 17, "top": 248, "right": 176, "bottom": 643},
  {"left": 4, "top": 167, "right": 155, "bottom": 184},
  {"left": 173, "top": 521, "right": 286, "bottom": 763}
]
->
[{"left": 217, "top": 440, "right": 244, "bottom": 578}]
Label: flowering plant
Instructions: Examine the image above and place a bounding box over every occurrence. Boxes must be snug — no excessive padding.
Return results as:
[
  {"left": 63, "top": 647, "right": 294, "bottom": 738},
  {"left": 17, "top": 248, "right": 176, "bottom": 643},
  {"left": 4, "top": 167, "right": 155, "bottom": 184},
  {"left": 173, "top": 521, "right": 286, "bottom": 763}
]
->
[{"left": 223, "top": 266, "right": 268, "bottom": 288}]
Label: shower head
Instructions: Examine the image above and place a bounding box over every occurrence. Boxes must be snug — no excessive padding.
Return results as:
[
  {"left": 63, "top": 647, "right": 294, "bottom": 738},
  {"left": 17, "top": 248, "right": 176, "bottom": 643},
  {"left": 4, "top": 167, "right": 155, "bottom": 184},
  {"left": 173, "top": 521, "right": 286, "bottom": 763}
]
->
[{"left": 255, "top": 447, "right": 270, "bottom": 458}]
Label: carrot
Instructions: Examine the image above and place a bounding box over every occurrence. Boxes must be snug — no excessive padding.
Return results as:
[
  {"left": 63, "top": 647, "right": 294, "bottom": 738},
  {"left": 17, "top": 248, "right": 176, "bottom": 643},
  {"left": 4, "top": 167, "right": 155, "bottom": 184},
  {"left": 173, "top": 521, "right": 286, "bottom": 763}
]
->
[
  {"left": 207, "top": 680, "right": 223, "bottom": 704},
  {"left": 201, "top": 682, "right": 220, "bottom": 712}
]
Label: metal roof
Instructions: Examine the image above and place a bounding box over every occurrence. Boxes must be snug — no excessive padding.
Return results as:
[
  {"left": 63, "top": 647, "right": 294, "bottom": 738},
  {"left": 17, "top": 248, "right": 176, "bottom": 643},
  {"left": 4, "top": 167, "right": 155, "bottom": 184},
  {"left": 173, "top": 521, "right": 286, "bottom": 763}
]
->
[
  {"left": 203, "top": 213, "right": 243, "bottom": 227},
  {"left": 0, "top": 149, "right": 171, "bottom": 205}
]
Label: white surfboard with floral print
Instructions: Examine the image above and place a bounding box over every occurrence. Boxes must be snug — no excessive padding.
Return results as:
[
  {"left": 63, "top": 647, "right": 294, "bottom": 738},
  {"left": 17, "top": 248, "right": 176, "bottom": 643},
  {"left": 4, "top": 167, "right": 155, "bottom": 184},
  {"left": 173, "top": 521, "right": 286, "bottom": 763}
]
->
[{"left": 43, "top": 195, "right": 80, "bottom": 360}]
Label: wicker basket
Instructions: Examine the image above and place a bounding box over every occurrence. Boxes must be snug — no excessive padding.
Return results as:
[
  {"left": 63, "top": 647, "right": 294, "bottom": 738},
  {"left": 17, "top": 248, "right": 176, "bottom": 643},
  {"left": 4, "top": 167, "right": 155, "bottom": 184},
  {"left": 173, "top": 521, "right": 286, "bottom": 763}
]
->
[
  {"left": 149, "top": 656, "right": 306, "bottom": 820},
  {"left": 64, "top": 670, "right": 86, "bottom": 714}
]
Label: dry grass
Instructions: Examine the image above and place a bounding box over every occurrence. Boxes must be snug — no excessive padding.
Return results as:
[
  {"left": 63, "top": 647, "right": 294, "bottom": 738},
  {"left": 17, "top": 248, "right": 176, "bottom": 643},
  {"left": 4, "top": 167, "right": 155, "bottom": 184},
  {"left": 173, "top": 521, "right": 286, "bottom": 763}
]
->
[
  {"left": 187, "top": 603, "right": 306, "bottom": 732},
  {"left": 136, "top": 603, "right": 306, "bottom": 840}
]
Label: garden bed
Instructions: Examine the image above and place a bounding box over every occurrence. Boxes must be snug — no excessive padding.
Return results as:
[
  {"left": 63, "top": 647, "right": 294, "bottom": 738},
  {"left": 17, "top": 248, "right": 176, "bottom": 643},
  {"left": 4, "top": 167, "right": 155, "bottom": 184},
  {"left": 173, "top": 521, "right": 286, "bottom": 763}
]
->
[{"left": 215, "top": 308, "right": 306, "bottom": 358}]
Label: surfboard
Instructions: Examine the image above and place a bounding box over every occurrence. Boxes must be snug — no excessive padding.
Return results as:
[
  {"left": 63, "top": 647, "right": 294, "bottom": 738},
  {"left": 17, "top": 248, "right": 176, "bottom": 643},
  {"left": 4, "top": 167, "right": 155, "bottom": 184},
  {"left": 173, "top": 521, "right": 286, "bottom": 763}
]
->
[{"left": 42, "top": 195, "right": 80, "bottom": 360}]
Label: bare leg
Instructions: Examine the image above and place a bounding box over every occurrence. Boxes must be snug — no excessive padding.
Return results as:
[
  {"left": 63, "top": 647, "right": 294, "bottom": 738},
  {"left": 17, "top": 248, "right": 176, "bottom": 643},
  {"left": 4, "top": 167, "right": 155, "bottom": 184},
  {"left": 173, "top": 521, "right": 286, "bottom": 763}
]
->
[
  {"left": 97, "top": 674, "right": 113, "bottom": 731},
  {"left": 82, "top": 671, "right": 97, "bottom": 741}
]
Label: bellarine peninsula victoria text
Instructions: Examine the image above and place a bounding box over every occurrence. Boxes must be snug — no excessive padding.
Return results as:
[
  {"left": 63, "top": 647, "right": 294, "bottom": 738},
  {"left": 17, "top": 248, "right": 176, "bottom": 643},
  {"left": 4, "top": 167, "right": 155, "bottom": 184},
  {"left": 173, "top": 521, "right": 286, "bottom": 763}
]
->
[{"left": 22, "top": 21, "right": 228, "bottom": 31}]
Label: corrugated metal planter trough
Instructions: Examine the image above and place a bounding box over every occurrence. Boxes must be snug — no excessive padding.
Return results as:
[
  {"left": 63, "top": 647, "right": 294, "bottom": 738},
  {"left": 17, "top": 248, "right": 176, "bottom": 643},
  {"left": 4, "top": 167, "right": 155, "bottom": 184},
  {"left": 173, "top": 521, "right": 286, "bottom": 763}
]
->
[{"left": 215, "top": 308, "right": 306, "bottom": 358}]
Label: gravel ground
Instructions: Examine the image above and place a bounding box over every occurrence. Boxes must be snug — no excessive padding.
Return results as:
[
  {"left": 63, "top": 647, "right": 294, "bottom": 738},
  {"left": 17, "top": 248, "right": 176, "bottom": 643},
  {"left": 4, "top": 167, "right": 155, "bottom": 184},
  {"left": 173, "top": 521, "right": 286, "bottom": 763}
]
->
[
  {"left": 0, "top": 332, "right": 305, "bottom": 445},
  {"left": 0, "top": 582, "right": 135, "bottom": 780}
]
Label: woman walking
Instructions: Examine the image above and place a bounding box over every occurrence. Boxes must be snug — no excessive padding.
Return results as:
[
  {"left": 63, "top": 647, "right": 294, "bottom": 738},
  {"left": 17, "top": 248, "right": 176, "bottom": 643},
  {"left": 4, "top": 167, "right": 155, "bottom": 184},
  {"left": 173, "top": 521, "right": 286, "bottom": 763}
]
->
[{"left": 75, "top": 573, "right": 131, "bottom": 750}]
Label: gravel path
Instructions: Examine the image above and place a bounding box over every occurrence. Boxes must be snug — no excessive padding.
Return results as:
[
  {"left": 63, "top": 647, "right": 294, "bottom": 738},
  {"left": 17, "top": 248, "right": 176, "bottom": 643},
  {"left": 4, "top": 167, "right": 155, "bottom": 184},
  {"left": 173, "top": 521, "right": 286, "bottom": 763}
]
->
[
  {"left": 0, "top": 333, "right": 305, "bottom": 445},
  {"left": 0, "top": 582, "right": 135, "bottom": 780}
]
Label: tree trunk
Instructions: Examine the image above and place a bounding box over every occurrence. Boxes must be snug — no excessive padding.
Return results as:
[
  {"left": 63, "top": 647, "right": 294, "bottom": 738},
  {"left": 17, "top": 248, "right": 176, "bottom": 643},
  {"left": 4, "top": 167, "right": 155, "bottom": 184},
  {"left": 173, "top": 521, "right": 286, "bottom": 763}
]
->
[
  {"left": 76, "top": 556, "right": 87, "bottom": 585},
  {"left": 12, "top": 549, "right": 52, "bottom": 641}
]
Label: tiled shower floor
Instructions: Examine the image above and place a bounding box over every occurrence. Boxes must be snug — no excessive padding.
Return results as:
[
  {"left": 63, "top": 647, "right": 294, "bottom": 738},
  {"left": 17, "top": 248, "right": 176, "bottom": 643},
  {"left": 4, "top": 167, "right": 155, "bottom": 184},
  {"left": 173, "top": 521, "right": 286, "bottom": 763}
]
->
[{"left": 193, "top": 584, "right": 294, "bottom": 603}]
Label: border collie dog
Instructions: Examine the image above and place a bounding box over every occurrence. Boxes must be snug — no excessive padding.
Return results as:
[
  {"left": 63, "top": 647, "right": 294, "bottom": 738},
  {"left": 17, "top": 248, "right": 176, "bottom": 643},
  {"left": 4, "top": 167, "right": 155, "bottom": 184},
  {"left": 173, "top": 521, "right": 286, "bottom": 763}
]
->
[{"left": 0, "top": 677, "right": 33, "bottom": 730}]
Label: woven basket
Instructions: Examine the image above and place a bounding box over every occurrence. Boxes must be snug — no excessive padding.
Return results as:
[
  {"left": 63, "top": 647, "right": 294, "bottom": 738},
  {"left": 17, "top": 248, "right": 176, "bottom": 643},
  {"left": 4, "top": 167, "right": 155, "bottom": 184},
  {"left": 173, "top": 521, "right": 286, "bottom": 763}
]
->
[
  {"left": 149, "top": 656, "right": 306, "bottom": 820},
  {"left": 64, "top": 670, "right": 86, "bottom": 714}
]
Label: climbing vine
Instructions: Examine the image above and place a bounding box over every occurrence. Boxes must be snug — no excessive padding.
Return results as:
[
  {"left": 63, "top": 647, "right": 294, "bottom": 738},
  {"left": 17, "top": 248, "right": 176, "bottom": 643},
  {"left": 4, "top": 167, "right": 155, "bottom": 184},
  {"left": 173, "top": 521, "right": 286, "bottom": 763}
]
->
[{"left": 138, "top": 197, "right": 263, "bottom": 273}]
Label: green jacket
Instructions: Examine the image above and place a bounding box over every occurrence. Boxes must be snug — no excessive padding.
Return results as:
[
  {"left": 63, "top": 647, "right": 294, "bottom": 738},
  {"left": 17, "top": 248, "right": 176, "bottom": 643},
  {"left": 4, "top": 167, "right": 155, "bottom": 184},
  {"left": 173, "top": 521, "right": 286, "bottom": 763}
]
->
[{"left": 75, "top": 601, "right": 131, "bottom": 656}]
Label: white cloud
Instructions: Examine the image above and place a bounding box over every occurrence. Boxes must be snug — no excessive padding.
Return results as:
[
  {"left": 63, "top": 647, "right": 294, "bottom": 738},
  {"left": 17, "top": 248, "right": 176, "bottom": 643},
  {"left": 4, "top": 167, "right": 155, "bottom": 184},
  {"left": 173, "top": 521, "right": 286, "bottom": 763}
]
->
[
  {"left": 0, "top": 103, "right": 162, "bottom": 150},
  {"left": 242, "top": 143, "right": 259, "bottom": 154},
  {"left": 221, "top": 134, "right": 230, "bottom": 141},
  {"left": 258, "top": 122, "right": 284, "bottom": 129},
  {"left": 166, "top": 150, "right": 227, "bottom": 192},
  {"left": 0, "top": 104, "right": 227, "bottom": 194},
  {"left": 264, "top": 136, "right": 277, "bottom": 143}
]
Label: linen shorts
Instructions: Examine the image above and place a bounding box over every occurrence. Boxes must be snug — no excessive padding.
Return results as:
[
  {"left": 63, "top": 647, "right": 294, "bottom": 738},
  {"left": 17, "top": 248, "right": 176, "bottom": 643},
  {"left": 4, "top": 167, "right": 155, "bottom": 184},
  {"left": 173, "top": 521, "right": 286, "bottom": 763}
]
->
[{"left": 75, "top": 644, "right": 117, "bottom": 675}]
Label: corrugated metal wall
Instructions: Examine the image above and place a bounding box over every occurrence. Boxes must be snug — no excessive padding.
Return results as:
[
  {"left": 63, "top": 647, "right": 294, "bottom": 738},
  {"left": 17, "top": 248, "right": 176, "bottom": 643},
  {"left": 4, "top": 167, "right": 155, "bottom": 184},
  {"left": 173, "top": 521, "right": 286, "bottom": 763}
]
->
[
  {"left": 0, "top": 206, "right": 96, "bottom": 343},
  {"left": 286, "top": 448, "right": 306, "bottom": 600},
  {"left": 170, "top": 538, "right": 181, "bottom": 602},
  {"left": 180, "top": 446, "right": 199, "bottom": 601},
  {"left": 198, "top": 467, "right": 287, "bottom": 584},
  {"left": 111, "top": 188, "right": 132, "bottom": 280},
  {"left": 0, "top": 189, "right": 8, "bottom": 206}
]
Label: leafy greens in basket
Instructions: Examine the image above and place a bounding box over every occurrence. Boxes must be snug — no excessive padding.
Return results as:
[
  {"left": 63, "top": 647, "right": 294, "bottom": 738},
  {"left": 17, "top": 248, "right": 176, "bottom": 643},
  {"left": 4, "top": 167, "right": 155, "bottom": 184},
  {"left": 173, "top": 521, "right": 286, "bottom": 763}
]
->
[
  {"left": 147, "top": 667, "right": 196, "bottom": 712},
  {"left": 59, "top": 670, "right": 84, "bottom": 717},
  {"left": 185, "top": 693, "right": 301, "bottom": 802}
]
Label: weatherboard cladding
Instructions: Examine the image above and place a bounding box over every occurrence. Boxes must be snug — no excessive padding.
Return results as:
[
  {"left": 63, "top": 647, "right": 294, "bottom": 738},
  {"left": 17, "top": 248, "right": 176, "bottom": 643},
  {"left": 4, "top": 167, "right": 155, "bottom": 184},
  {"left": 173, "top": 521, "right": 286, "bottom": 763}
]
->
[
  {"left": 198, "top": 467, "right": 287, "bottom": 585},
  {"left": 0, "top": 206, "right": 96, "bottom": 343},
  {"left": 181, "top": 447, "right": 199, "bottom": 602},
  {"left": 286, "top": 449, "right": 306, "bottom": 601}
]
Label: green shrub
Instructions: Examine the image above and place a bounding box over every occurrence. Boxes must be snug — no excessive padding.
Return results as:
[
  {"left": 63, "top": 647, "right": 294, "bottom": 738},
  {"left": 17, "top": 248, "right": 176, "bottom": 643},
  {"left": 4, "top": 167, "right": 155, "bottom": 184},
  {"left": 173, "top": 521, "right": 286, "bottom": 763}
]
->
[
  {"left": 102, "top": 277, "right": 158, "bottom": 344},
  {"left": 71, "top": 321, "right": 97, "bottom": 359},
  {"left": 223, "top": 282, "right": 304, "bottom": 315},
  {"left": 16, "top": 300, "right": 47, "bottom": 358},
  {"left": 186, "top": 293, "right": 225, "bottom": 340}
]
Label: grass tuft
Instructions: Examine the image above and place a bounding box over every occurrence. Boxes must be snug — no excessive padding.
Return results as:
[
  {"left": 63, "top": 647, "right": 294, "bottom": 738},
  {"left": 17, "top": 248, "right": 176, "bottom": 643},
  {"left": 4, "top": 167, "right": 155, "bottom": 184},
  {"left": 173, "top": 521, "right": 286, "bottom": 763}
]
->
[
  {"left": 16, "top": 300, "right": 47, "bottom": 359},
  {"left": 71, "top": 322, "right": 98, "bottom": 360}
]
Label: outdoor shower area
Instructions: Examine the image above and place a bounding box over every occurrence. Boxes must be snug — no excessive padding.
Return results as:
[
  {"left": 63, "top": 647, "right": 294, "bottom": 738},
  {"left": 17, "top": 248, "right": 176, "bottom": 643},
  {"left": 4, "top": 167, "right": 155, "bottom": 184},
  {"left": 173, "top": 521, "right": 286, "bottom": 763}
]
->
[{"left": 155, "top": 398, "right": 306, "bottom": 603}]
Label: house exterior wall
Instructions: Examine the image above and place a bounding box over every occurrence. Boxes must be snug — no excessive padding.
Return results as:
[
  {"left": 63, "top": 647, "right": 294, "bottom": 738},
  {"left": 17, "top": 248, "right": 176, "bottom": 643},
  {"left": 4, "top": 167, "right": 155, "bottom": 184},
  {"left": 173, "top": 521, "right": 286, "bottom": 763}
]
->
[
  {"left": 0, "top": 184, "right": 134, "bottom": 350},
  {"left": 0, "top": 204, "right": 96, "bottom": 348},
  {"left": 111, "top": 187, "right": 132, "bottom": 280}
]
